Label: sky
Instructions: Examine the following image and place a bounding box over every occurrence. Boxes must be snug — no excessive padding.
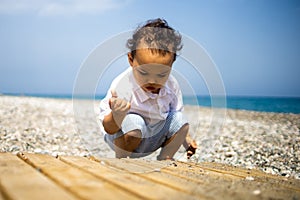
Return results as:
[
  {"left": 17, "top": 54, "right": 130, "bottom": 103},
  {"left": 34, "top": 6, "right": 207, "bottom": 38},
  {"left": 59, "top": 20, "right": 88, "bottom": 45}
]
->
[{"left": 0, "top": 0, "right": 300, "bottom": 97}]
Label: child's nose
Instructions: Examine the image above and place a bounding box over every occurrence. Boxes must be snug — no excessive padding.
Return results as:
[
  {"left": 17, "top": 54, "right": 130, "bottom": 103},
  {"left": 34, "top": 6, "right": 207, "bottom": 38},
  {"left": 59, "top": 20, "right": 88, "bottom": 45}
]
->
[{"left": 147, "top": 76, "right": 157, "bottom": 84}]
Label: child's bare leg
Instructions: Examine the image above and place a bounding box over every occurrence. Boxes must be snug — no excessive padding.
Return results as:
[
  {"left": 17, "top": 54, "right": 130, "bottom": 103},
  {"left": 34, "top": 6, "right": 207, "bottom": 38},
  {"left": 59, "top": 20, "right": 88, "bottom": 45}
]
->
[
  {"left": 114, "top": 130, "right": 142, "bottom": 158},
  {"left": 157, "top": 124, "right": 189, "bottom": 160}
]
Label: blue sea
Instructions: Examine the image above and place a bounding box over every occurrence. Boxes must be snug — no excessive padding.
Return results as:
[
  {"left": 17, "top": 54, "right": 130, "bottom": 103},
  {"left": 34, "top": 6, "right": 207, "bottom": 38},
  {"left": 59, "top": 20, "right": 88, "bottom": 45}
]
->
[
  {"left": 4, "top": 93, "right": 300, "bottom": 114},
  {"left": 183, "top": 96, "right": 300, "bottom": 114}
]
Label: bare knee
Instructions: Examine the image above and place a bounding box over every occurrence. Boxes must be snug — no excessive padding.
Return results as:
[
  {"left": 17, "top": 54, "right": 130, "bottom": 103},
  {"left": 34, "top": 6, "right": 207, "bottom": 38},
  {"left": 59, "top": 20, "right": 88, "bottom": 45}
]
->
[
  {"left": 114, "top": 130, "right": 142, "bottom": 159},
  {"left": 176, "top": 123, "right": 189, "bottom": 139},
  {"left": 124, "top": 130, "right": 142, "bottom": 147},
  {"left": 181, "top": 123, "right": 189, "bottom": 134},
  {"left": 126, "top": 129, "right": 142, "bottom": 139}
]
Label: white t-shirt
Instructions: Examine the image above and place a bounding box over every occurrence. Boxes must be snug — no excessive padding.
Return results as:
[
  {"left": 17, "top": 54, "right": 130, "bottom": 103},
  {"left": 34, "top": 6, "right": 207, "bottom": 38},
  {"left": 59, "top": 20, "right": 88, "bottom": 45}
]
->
[{"left": 99, "top": 67, "right": 184, "bottom": 134}]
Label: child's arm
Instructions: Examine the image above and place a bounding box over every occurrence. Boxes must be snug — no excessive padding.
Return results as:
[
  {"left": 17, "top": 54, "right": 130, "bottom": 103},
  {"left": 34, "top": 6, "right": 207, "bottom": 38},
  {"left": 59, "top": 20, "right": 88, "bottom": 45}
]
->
[{"left": 103, "top": 90, "right": 131, "bottom": 134}]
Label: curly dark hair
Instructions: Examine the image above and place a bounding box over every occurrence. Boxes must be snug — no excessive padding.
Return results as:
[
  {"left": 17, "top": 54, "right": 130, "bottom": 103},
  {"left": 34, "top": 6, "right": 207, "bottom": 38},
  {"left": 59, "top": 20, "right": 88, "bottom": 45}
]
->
[{"left": 126, "top": 18, "right": 183, "bottom": 61}]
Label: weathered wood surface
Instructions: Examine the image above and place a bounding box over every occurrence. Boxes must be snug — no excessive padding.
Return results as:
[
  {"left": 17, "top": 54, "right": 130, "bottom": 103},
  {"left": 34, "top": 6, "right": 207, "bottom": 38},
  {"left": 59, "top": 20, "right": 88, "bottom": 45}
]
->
[{"left": 0, "top": 152, "right": 299, "bottom": 200}]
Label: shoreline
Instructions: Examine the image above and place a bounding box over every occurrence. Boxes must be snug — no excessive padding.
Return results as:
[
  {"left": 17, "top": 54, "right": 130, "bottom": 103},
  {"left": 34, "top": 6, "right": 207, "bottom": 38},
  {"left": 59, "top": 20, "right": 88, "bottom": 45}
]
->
[
  {"left": 2, "top": 93, "right": 300, "bottom": 114},
  {"left": 0, "top": 95, "right": 299, "bottom": 179}
]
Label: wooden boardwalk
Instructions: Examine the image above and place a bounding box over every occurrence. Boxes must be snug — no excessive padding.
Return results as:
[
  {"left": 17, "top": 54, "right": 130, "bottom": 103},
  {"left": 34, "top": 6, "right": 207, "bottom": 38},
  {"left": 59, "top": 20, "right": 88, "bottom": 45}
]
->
[{"left": 0, "top": 152, "right": 299, "bottom": 200}]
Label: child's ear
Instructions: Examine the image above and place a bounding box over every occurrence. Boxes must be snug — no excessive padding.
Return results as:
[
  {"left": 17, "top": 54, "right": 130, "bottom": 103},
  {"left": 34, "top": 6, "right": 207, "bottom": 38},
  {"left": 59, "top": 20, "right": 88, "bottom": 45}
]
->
[{"left": 127, "top": 53, "right": 134, "bottom": 66}]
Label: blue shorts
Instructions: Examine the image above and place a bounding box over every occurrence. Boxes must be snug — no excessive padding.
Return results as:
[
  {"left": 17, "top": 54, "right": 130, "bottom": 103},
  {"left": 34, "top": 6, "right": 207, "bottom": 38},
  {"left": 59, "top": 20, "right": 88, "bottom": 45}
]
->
[{"left": 104, "top": 112, "right": 188, "bottom": 158}]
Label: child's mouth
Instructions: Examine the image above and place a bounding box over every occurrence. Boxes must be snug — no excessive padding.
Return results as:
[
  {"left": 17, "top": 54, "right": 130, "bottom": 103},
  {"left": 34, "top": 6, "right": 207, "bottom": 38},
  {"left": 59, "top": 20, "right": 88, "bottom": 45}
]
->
[
  {"left": 144, "top": 84, "right": 160, "bottom": 93},
  {"left": 146, "top": 86, "right": 156, "bottom": 91}
]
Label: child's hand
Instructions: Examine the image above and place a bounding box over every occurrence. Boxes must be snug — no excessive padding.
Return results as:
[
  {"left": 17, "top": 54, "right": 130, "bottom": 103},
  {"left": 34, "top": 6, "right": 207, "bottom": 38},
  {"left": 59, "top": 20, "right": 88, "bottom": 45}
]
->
[
  {"left": 183, "top": 134, "right": 197, "bottom": 159},
  {"left": 109, "top": 90, "right": 131, "bottom": 125}
]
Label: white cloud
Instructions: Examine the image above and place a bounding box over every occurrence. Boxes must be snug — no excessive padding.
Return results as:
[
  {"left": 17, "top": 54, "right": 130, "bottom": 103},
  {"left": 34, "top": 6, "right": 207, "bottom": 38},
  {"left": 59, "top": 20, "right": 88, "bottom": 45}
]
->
[{"left": 0, "top": 0, "right": 130, "bottom": 16}]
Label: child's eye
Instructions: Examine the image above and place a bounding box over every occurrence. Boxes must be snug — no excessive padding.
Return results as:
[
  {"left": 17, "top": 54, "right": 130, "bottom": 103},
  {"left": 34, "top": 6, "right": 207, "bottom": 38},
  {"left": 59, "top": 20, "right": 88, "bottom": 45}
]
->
[
  {"left": 158, "top": 73, "right": 167, "bottom": 78},
  {"left": 138, "top": 70, "right": 148, "bottom": 76}
]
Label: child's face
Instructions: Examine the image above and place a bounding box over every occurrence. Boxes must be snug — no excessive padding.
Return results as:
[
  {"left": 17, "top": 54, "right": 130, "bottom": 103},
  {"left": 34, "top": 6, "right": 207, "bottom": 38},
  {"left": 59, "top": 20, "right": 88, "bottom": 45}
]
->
[{"left": 128, "top": 49, "right": 174, "bottom": 94}]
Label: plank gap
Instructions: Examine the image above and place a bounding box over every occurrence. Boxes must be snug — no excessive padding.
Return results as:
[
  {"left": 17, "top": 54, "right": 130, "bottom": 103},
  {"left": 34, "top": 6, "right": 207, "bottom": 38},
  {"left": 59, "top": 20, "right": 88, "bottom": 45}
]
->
[{"left": 0, "top": 181, "right": 13, "bottom": 200}]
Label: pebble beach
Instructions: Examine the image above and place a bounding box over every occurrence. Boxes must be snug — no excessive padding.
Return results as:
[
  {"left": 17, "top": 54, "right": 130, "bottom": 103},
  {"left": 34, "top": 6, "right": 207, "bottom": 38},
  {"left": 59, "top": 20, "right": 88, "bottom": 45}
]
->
[{"left": 0, "top": 95, "right": 299, "bottom": 179}]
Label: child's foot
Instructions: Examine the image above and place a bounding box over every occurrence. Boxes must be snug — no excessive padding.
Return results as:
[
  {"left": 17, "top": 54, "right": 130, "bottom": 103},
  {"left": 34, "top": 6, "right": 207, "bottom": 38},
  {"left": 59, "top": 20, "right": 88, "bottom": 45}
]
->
[{"left": 183, "top": 134, "right": 197, "bottom": 159}]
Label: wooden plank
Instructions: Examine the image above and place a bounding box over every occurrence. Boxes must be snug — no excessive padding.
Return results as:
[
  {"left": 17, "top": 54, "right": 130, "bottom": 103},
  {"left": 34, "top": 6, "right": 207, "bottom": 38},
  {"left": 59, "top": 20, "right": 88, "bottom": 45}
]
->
[
  {"left": 97, "top": 157, "right": 208, "bottom": 182},
  {"left": 59, "top": 155, "right": 204, "bottom": 200},
  {"left": 18, "top": 153, "right": 139, "bottom": 200},
  {"left": 95, "top": 157, "right": 238, "bottom": 200},
  {"left": 197, "top": 162, "right": 279, "bottom": 178},
  {"left": 101, "top": 157, "right": 300, "bottom": 200},
  {"left": 126, "top": 158, "right": 243, "bottom": 180},
  {"left": 195, "top": 162, "right": 300, "bottom": 192},
  {"left": 104, "top": 158, "right": 264, "bottom": 200},
  {"left": 177, "top": 161, "right": 300, "bottom": 199},
  {"left": 1, "top": 153, "right": 299, "bottom": 200},
  {"left": 0, "top": 153, "right": 77, "bottom": 200}
]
